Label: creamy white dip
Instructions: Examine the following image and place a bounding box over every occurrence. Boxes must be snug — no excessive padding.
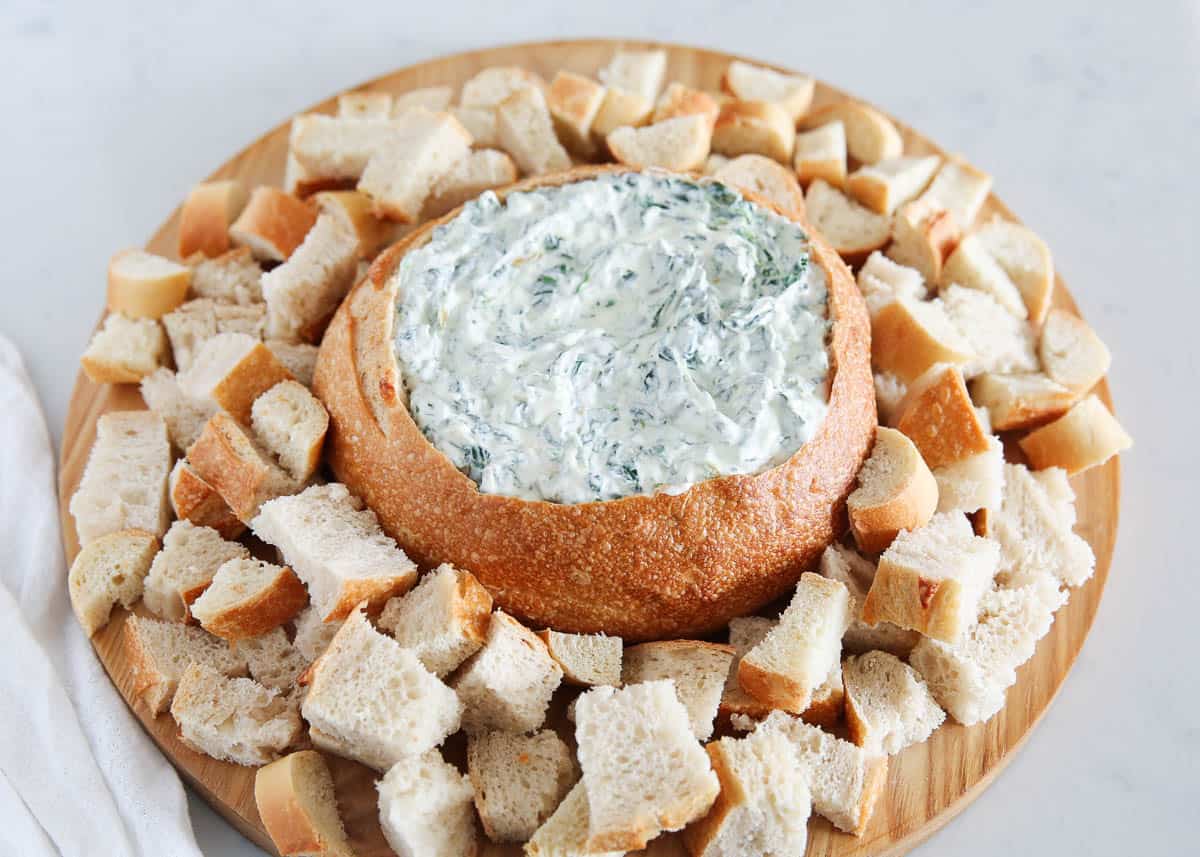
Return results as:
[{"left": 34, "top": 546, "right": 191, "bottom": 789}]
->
[{"left": 391, "top": 171, "right": 830, "bottom": 504}]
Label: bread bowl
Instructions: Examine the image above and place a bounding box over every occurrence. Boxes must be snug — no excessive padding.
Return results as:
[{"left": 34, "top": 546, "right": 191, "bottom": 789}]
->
[{"left": 314, "top": 164, "right": 873, "bottom": 640}]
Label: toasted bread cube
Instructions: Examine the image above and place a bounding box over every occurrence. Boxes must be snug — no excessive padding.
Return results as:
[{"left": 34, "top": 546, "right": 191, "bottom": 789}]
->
[
  {"left": 932, "top": 435, "right": 1005, "bottom": 515},
  {"left": 124, "top": 614, "right": 248, "bottom": 713},
  {"left": 597, "top": 48, "right": 667, "bottom": 101},
  {"left": 168, "top": 459, "right": 244, "bottom": 539},
  {"left": 722, "top": 60, "right": 815, "bottom": 121},
  {"left": 261, "top": 213, "right": 359, "bottom": 343},
  {"left": 536, "top": 629, "right": 622, "bottom": 687},
  {"left": 467, "top": 730, "right": 576, "bottom": 843},
  {"left": 336, "top": 91, "right": 393, "bottom": 118},
  {"left": 189, "top": 557, "right": 308, "bottom": 641},
  {"left": 916, "top": 157, "right": 993, "bottom": 230},
  {"left": 80, "top": 313, "right": 167, "bottom": 384},
  {"left": 843, "top": 650, "right": 944, "bottom": 755},
  {"left": 358, "top": 109, "right": 474, "bottom": 221},
  {"left": 312, "top": 190, "right": 396, "bottom": 259},
  {"left": 496, "top": 86, "right": 572, "bottom": 176},
  {"left": 622, "top": 640, "right": 735, "bottom": 741},
  {"left": 171, "top": 663, "right": 300, "bottom": 765},
  {"left": 106, "top": 249, "right": 192, "bottom": 319},
  {"left": 804, "top": 101, "right": 902, "bottom": 164},
  {"left": 425, "top": 149, "right": 519, "bottom": 218},
  {"left": 188, "top": 412, "right": 300, "bottom": 522},
  {"left": 378, "top": 750, "right": 478, "bottom": 857},
  {"left": 546, "top": 70, "right": 607, "bottom": 157},
  {"left": 819, "top": 544, "right": 921, "bottom": 657},
  {"left": 142, "top": 519, "right": 250, "bottom": 622},
  {"left": 713, "top": 154, "right": 805, "bottom": 219},
  {"left": 975, "top": 218, "right": 1055, "bottom": 323},
  {"left": 871, "top": 297, "right": 974, "bottom": 384},
  {"left": 1018, "top": 394, "right": 1131, "bottom": 475},
  {"left": 894, "top": 363, "right": 992, "bottom": 468},
  {"left": 970, "top": 371, "right": 1077, "bottom": 431},
  {"left": 711, "top": 100, "right": 795, "bottom": 163},
  {"left": 793, "top": 120, "right": 847, "bottom": 188},
  {"left": 1039, "top": 308, "right": 1111, "bottom": 393},
  {"left": 849, "top": 426, "right": 939, "bottom": 553},
  {"left": 804, "top": 179, "right": 892, "bottom": 265},
  {"left": 254, "top": 751, "right": 353, "bottom": 857},
  {"left": 67, "top": 529, "right": 158, "bottom": 636},
  {"left": 888, "top": 197, "right": 961, "bottom": 283},
  {"left": 607, "top": 114, "right": 712, "bottom": 171},
  {"left": 460, "top": 66, "right": 544, "bottom": 108},
  {"left": 847, "top": 155, "right": 940, "bottom": 215},
  {"left": 178, "top": 180, "right": 250, "bottom": 259},
  {"left": 652, "top": 81, "right": 720, "bottom": 127},
  {"left": 230, "top": 187, "right": 318, "bottom": 263},
  {"left": 178, "top": 332, "right": 295, "bottom": 423}
]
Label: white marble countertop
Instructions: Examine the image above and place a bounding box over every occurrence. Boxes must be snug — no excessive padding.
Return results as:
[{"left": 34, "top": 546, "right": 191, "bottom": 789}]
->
[{"left": 2, "top": 0, "right": 1195, "bottom": 854}]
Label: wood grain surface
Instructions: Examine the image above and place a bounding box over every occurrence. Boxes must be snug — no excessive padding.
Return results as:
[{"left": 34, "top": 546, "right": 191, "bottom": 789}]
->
[{"left": 56, "top": 38, "right": 1120, "bottom": 857}]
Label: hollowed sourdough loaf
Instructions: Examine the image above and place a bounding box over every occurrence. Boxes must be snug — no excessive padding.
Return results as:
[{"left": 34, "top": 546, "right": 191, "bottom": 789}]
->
[{"left": 314, "top": 165, "right": 874, "bottom": 640}]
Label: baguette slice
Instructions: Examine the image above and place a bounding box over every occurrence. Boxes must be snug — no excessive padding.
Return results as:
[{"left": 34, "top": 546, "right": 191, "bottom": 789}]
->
[
  {"left": 142, "top": 520, "right": 251, "bottom": 622},
  {"left": 526, "top": 783, "right": 622, "bottom": 857},
  {"left": 819, "top": 544, "right": 920, "bottom": 657},
  {"left": 843, "top": 650, "right": 945, "bottom": 755},
  {"left": 107, "top": 250, "right": 192, "bottom": 319},
  {"left": 915, "top": 157, "right": 993, "bottom": 230},
  {"left": 496, "top": 87, "right": 572, "bottom": 176},
  {"left": 337, "top": 91, "right": 392, "bottom": 119},
  {"left": 178, "top": 332, "right": 295, "bottom": 423},
  {"left": 970, "top": 372, "right": 1076, "bottom": 431},
  {"left": 168, "top": 459, "right": 244, "bottom": 540},
  {"left": 358, "top": 109, "right": 474, "bottom": 221},
  {"left": 722, "top": 60, "right": 815, "bottom": 121},
  {"left": 291, "top": 605, "right": 342, "bottom": 662},
  {"left": 312, "top": 190, "right": 395, "bottom": 260},
  {"left": 467, "top": 729, "right": 576, "bottom": 843},
  {"left": 939, "top": 284, "right": 1038, "bottom": 379},
  {"left": 847, "top": 155, "right": 941, "bottom": 215},
  {"left": 249, "top": 380, "right": 329, "bottom": 482},
  {"left": 188, "top": 412, "right": 300, "bottom": 522},
  {"left": 651, "top": 81, "right": 721, "bottom": 128},
  {"left": 713, "top": 154, "right": 805, "bottom": 219},
  {"left": 546, "top": 70, "right": 607, "bottom": 158},
  {"left": 849, "top": 426, "right": 939, "bottom": 553},
  {"left": 711, "top": 100, "right": 795, "bottom": 164},
  {"left": 425, "top": 149, "right": 519, "bottom": 218},
  {"left": 793, "top": 120, "right": 847, "bottom": 188},
  {"left": 1039, "top": 308, "right": 1112, "bottom": 393},
  {"left": 393, "top": 85, "right": 454, "bottom": 115},
  {"left": 622, "top": 640, "right": 735, "bottom": 741},
  {"left": 607, "top": 114, "right": 712, "bottom": 171},
  {"left": 188, "top": 247, "right": 263, "bottom": 306},
  {"left": 178, "top": 180, "right": 250, "bottom": 259},
  {"left": 461, "top": 66, "right": 545, "bottom": 108},
  {"left": 80, "top": 314, "right": 167, "bottom": 384},
  {"left": 376, "top": 563, "right": 493, "bottom": 676},
  {"left": 229, "top": 187, "right": 319, "bottom": 263},
  {"left": 124, "top": 613, "right": 247, "bottom": 714},
  {"left": 237, "top": 626, "right": 310, "bottom": 692},
  {"left": 377, "top": 750, "right": 478, "bottom": 857},
  {"left": 805, "top": 179, "right": 892, "bottom": 265},
  {"left": 190, "top": 557, "right": 308, "bottom": 641},
  {"left": 887, "top": 197, "right": 961, "bottom": 283},
  {"left": 933, "top": 435, "right": 1005, "bottom": 514},
  {"left": 262, "top": 212, "right": 362, "bottom": 343},
  {"left": 871, "top": 298, "right": 974, "bottom": 384},
  {"left": 894, "top": 363, "right": 992, "bottom": 468},
  {"left": 597, "top": 49, "right": 667, "bottom": 102},
  {"left": 975, "top": 218, "right": 1055, "bottom": 324},
  {"left": 255, "top": 751, "right": 353, "bottom": 857},
  {"left": 941, "top": 234, "right": 1028, "bottom": 319},
  {"left": 536, "top": 629, "right": 622, "bottom": 687},
  {"left": 803, "top": 101, "right": 902, "bottom": 164},
  {"left": 141, "top": 368, "right": 213, "bottom": 452},
  {"left": 1019, "top": 395, "right": 1131, "bottom": 475},
  {"left": 67, "top": 529, "right": 158, "bottom": 636},
  {"left": 993, "top": 462, "right": 1095, "bottom": 589}
]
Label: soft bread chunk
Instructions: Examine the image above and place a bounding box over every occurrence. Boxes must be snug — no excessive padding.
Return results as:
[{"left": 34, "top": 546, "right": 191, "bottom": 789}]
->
[
  {"left": 255, "top": 751, "right": 353, "bottom": 857},
  {"left": 230, "top": 187, "right": 319, "bottom": 263},
  {"left": 264, "top": 340, "right": 319, "bottom": 388},
  {"left": 289, "top": 114, "right": 414, "bottom": 180},
  {"left": 237, "top": 626, "right": 310, "bottom": 692},
  {"left": 710, "top": 100, "right": 794, "bottom": 163},
  {"left": 178, "top": 180, "right": 249, "bottom": 259},
  {"left": 449, "top": 611, "right": 564, "bottom": 733},
  {"left": 739, "top": 572, "right": 850, "bottom": 713},
  {"left": 910, "top": 579, "right": 1063, "bottom": 724},
  {"left": 862, "top": 512, "right": 1000, "bottom": 643},
  {"left": 941, "top": 234, "right": 1028, "bottom": 319},
  {"left": 847, "top": 155, "right": 941, "bottom": 215},
  {"left": 748, "top": 710, "right": 886, "bottom": 836},
  {"left": 939, "top": 284, "right": 1038, "bottom": 379},
  {"left": 188, "top": 412, "right": 300, "bottom": 523},
  {"left": 933, "top": 435, "right": 1004, "bottom": 514},
  {"left": 871, "top": 299, "right": 974, "bottom": 384},
  {"left": 607, "top": 114, "right": 712, "bottom": 171},
  {"left": 190, "top": 557, "right": 308, "bottom": 641},
  {"left": 526, "top": 782, "right": 622, "bottom": 857},
  {"left": 168, "top": 458, "right": 244, "bottom": 539},
  {"left": 894, "top": 363, "right": 992, "bottom": 468},
  {"left": 683, "top": 728, "right": 812, "bottom": 857},
  {"left": 188, "top": 247, "right": 262, "bottom": 306},
  {"left": 107, "top": 250, "right": 192, "bottom": 319},
  {"left": 376, "top": 563, "right": 493, "bottom": 677},
  {"left": 721, "top": 60, "right": 814, "bottom": 121},
  {"left": 819, "top": 544, "right": 920, "bottom": 657},
  {"left": 547, "top": 70, "right": 607, "bottom": 157},
  {"left": 393, "top": 85, "right": 454, "bottom": 115},
  {"left": 914, "top": 157, "right": 993, "bottom": 230},
  {"left": 993, "top": 462, "right": 1095, "bottom": 588},
  {"left": 537, "top": 629, "right": 622, "bottom": 687},
  {"left": 80, "top": 313, "right": 167, "bottom": 384},
  {"left": 425, "top": 149, "right": 519, "bottom": 218},
  {"left": 713, "top": 154, "right": 805, "bottom": 219},
  {"left": 804, "top": 101, "right": 902, "bottom": 164},
  {"left": 887, "top": 197, "right": 961, "bottom": 283},
  {"left": 178, "top": 332, "right": 295, "bottom": 423},
  {"left": 124, "top": 614, "right": 247, "bottom": 714},
  {"left": 652, "top": 81, "right": 721, "bottom": 127},
  {"left": 467, "top": 730, "right": 576, "bottom": 842},
  {"left": 970, "top": 372, "right": 1076, "bottom": 431},
  {"left": 597, "top": 48, "right": 667, "bottom": 101},
  {"left": 312, "top": 190, "right": 395, "bottom": 259},
  {"left": 261, "top": 212, "right": 361, "bottom": 343},
  {"left": 358, "top": 109, "right": 474, "bottom": 221},
  {"left": 793, "top": 120, "right": 847, "bottom": 188},
  {"left": 303, "top": 608, "right": 461, "bottom": 769},
  {"left": 590, "top": 87, "right": 653, "bottom": 146},
  {"left": 703, "top": 152, "right": 730, "bottom": 174},
  {"left": 849, "top": 426, "right": 939, "bottom": 553},
  {"left": 250, "top": 483, "right": 417, "bottom": 621},
  {"left": 805, "top": 179, "right": 891, "bottom": 264},
  {"left": 1039, "top": 308, "right": 1111, "bottom": 393},
  {"left": 141, "top": 369, "right": 213, "bottom": 451},
  {"left": 975, "top": 218, "right": 1055, "bottom": 323},
  {"left": 622, "top": 640, "right": 735, "bottom": 741},
  {"left": 461, "top": 66, "right": 544, "bottom": 108},
  {"left": 496, "top": 87, "right": 572, "bottom": 176},
  {"left": 143, "top": 520, "right": 250, "bottom": 622},
  {"left": 873, "top": 372, "right": 908, "bottom": 425},
  {"left": 70, "top": 410, "right": 171, "bottom": 544},
  {"left": 337, "top": 91, "right": 392, "bottom": 119},
  {"left": 161, "top": 298, "right": 266, "bottom": 372},
  {"left": 843, "top": 651, "right": 945, "bottom": 755},
  {"left": 170, "top": 663, "right": 300, "bottom": 765},
  {"left": 574, "top": 680, "right": 719, "bottom": 851},
  {"left": 377, "top": 750, "right": 478, "bottom": 857},
  {"left": 451, "top": 105, "right": 500, "bottom": 147},
  {"left": 1019, "top": 395, "right": 1131, "bottom": 475},
  {"left": 856, "top": 251, "right": 927, "bottom": 319},
  {"left": 250, "top": 380, "right": 329, "bottom": 482},
  {"left": 291, "top": 605, "right": 342, "bottom": 662},
  {"left": 67, "top": 529, "right": 158, "bottom": 636}
]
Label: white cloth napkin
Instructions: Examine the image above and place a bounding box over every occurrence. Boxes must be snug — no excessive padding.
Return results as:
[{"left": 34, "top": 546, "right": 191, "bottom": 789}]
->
[{"left": 0, "top": 334, "right": 205, "bottom": 857}]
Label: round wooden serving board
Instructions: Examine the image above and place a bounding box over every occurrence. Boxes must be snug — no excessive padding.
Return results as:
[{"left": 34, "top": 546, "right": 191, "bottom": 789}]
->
[{"left": 58, "top": 39, "right": 1120, "bottom": 857}]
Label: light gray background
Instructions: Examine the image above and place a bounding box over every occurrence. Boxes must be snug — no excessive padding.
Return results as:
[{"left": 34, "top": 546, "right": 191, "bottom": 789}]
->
[{"left": 2, "top": 0, "right": 1195, "bottom": 854}]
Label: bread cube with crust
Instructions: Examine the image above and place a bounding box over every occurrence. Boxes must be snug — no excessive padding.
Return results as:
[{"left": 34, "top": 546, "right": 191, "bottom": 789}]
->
[
  {"left": 793, "top": 120, "right": 847, "bottom": 188},
  {"left": 230, "top": 187, "right": 318, "bottom": 263},
  {"left": 526, "top": 783, "right": 621, "bottom": 857},
  {"left": 177, "top": 332, "right": 295, "bottom": 423},
  {"left": 819, "top": 544, "right": 920, "bottom": 657},
  {"left": 425, "top": 149, "right": 519, "bottom": 218},
  {"left": 722, "top": 60, "right": 814, "bottom": 121},
  {"left": 805, "top": 179, "right": 892, "bottom": 265},
  {"left": 250, "top": 380, "right": 329, "bottom": 482},
  {"left": 804, "top": 101, "right": 902, "bottom": 164},
  {"left": 496, "top": 87, "right": 571, "bottom": 176},
  {"left": 915, "top": 157, "right": 993, "bottom": 231},
  {"left": 622, "top": 640, "right": 734, "bottom": 741},
  {"left": 887, "top": 196, "right": 961, "bottom": 283},
  {"left": 713, "top": 154, "right": 805, "bottom": 220},
  {"left": 597, "top": 49, "right": 667, "bottom": 101},
  {"left": 67, "top": 529, "right": 158, "bottom": 636},
  {"left": 537, "top": 629, "right": 622, "bottom": 687},
  {"left": 894, "top": 363, "right": 992, "bottom": 468},
  {"left": 1039, "top": 308, "right": 1111, "bottom": 393},
  {"left": 546, "top": 70, "right": 607, "bottom": 158},
  {"left": 848, "top": 426, "right": 939, "bottom": 553},
  {"left": 178, "top": 180, "right": 249, "bottom": 259},
  {"left": 188, "top": 247, "right": 262, "bottom": 306},
  {"left": 711, "top": 100, "right": 795, "bottom": 164},
  {"left": 254, "top": 751, "right": 353, "bottom": 857},
  {"left": 188, "top": 412, "right": 300, "bottom": 522},
  {"left": 124, "top": 614, "right": 247, "bottom": 713},
  {"left": 467, "top": 729, "right": 576, "bottom": 842},
  {"left": 377, "top": 750, "right": 478, "bottom": 857},
  {"left": 80, "top": 313, "right": 168, "bottom": 384},
  {"left": 1019, "top": 395, "right": 1131, "bottom": 475},
  {"left": 847, "top": 155, "right": 941, "bottom": 215},
  {"left": 844, "top": 650, "right": 945, "bottom": 755},
  {"left": 107, "top": 249, "right": 191, "bottom": 319},
  {"left": 358, "top": 108, "right": 474, "bottom": 221},
  {"left": 190, "top": 557, "right": 308, "bottom": 641},
  {"left": 608, "top": 114, "right": 712, "bottom": 171},
  {"left": 261, "top": 213, "right": 360, "bottom": 343},
  {"left": 142, "top": 520, "right": 250, "bottom": 622}
]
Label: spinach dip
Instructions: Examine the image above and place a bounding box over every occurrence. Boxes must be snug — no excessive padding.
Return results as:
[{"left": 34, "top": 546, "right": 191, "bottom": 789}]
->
[{"left": 391, "top": 171, "right": 831, "bottom": 504}]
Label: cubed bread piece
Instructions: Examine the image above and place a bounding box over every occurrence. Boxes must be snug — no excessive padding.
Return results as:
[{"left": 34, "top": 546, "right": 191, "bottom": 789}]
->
[
  {"left": 993, "top": 461, "right": 1095, "bottom": 589},
  {"left": 546, "top": 70, "right": 607, "bottom": 158},
  {"left": 168, "top": 459, "right": 244, "bottom": 539},
  {"left": 264, "top": 340, "right": 319, "bottom": 388},
  {"left": 590, "top": 87, "right": 653, "bottom": 147},
  {"left": 377, "top": 750, "right": 478, "bottom": 857},
  {"left": 871, "top": 298, "right": 974, "bottom": 384},
  {"left": 894, "top": 363, "right": 992, "bottom": 468},
  {"left": 683, "top": 727, "right": 811, "bottom": 857},
  {"left": 874, "top": 372, "right": 908, "bottom": 424},
  {"left": 376, "top": 563, "right": 493, "bottom": 676},
  {"left": 67, "top": 529, "right": 158, "bottom": 636},
  {"left": 819, "top": 544, "right": 920, "bottom": 657},
  {"left": 171, "top": 663, "right": 300, "bottom": 765},
  {"left": 526, "top": 783, "right": 622, "bottom": 857},
  {"left": 451, "top": 105, "right": 500, "bottom": 148},
  {"left": 460, "top": 66, "right": 545, "bottom": 108},
  {"left": 793, "top": 120, "right": 847, "bottom": 188},
  {"left": 970, "top": 372, "right": 1076, "bottom": 431},
  {"left": 190, "top": 557, "right": 308, "bottom": 641},
  {"left": 804, "top": 179, "right": 892, "bottom": 265},
  {"left": 124, "top": 613, "right": 247, "bottom": 714},
  {"left": 622, "top": 640, "right": 734, "bottom": 741},
  {"left": 849, "top": 426, "right": 939, "bottom": 553},
  {"left": 703, "top": 152, "right": 730, "bottom": 174},
  {"left": 910, "top": 579, "right": 1062, "bottom": 724},
  {"left": 336, "top": 91, "right": 393, "bottom": 118},
  {"left": 536, "top": 629, "right": 622, "bottom": 687},
  {"left": 161, "top": 298, "right": 265, "bottom": 372},
  {"left": 236, "top": 627, "right": 310, "bottom": 692},
  {"left": 230, "top": 187, "right": 318, "bottom": 263},
  {"left": 289, "top": 114, "right": 413, "bottom": 180},
  {"left": 449, "top": 611, "right": 563, "bottom": 733},
  {"left": 143, "top": 520, "right": 250, "bottom": 621},
  {"left": 607, "top": 114, "right": 712, "bottom": 171},
  {"left": 496, "top": 87, "right": 572, "bottom": 176},
  {"left": 749, "top": 710, "right": 886, "bottom": 836},
  {"left": 107, "top": 250, "right": 192, "bottom": 319},
  {"left": 803, "top": 101, "right": 902, "bottom": 164},
  {"left": 941, "top": 234, "right": 1029, "bottom": 319},
  {"left": 188, "top": 412, "right": 300, "bottom": 522},
  {"left": 141, "top": 368, "right": 213, "bottom": 451},
  {"left": 312, "top": 190, "right": 395, "bottom": 259},
  {"left": 255, "top": 751, "right": 353, "bottom": 857},
  {"left": 467, "top": 730, "right": 576, "bottom": 842},
  {"left": 597, "top": 48, "right": 667, "bottom": 101},
  {"left": 393, "top": 85, "right": 454, "bottom": 115},
  {"left": 856, "top": 251, "right": 927, "bottom": 318},
  {"left": 70, "top": 410, "right": 171, "bottom": 544},
  {"left": 178, "top": 332, "right": 295, "bottom": 423},
  {"left": 843, "top": 651, "right": 945, "bottom": 755},
  {"left": 721, "top": 60, "right": 814, "bottom": 121},
  {"left": 652, "top": 81, "right": 721, "bottom": 129},
  {"left": 291, "top": 605, "right": 342, "bottom": 662},
  {"left": 250, "top": 483, "right": 418, "bottom": 620},
  {"left": 887, "top": 197, "right": 961, "bottom": 283},
  {"left": 574, "top": 680, "right": 719, "bottom": 851},
  {"left": 188, "top": 247, "right": 262, "bottom": 306},
  {"left": 425, "top": 149, "right": 519, "bottom": 218},
  {"left": 80, "top": 313, "right": 167, "bottom": 383},
  {"left": 283, "top": 117, "right": 337, "bottom": 198},
  {"left": 302, "top": 608, "right": 462, "bottom": 770},
  {"left": 249, "top": 380, "right": 328, "bottom": 482},
  {"left": 178, "top": 180, "right": 250, "bottom": 259},
  {"left": 358, "top": 109, "right": 474, "bottom": 221},
  {"left": 711, "top": 100, "right": 794, "bottom": 164},
  {"left": 739, "top": 573, "right": 850, "bottom": 713},
  {"left": 975, "top": 217, "right": 1055, "bottom": 323},
  {"left": 1019, "top": 395, "right": 1131, "bottom": 475},
  {"left": 713, "top": 154, "right": 805, "bottom": 219},
  {"left": 862, "top": 512, "right": 999, "bottom": 642},
  {"left": 939, "top": 284, "right": 1038, "bottom": 379},
  {"left": 261, "top": 213, "right": 361, "bottom": 343},
  {"left": 847, "top": 155, "right": 941, "bottom": 215},
  {"left": 932, "top": 435, "right": 1004, "bottom": 514},
  {"left": 914, "top": 157, "right": 993, "bottom": 230},
  {"left": 1039, "top": 308, "right": 1111, "bottom": 393}
]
